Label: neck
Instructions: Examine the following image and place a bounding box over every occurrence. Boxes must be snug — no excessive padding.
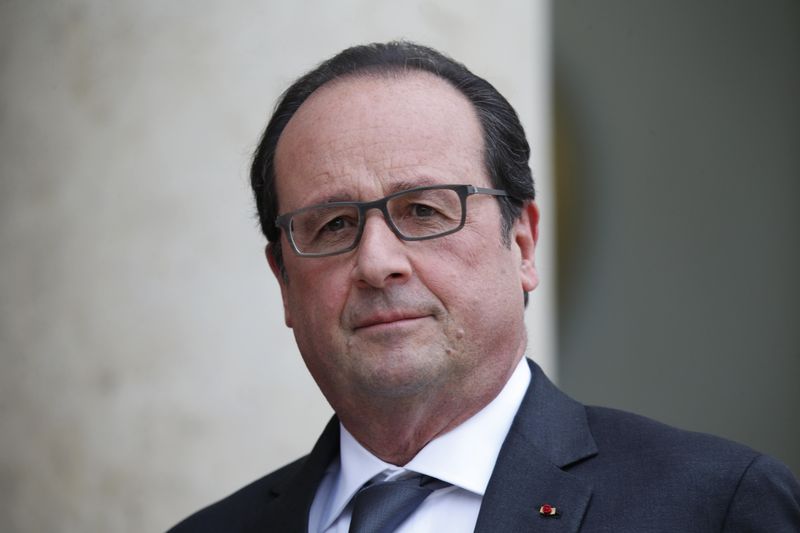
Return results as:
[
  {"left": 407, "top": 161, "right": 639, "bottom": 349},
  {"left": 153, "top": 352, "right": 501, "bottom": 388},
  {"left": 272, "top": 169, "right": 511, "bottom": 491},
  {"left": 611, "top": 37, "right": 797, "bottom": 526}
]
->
[{"left": 335, "top": 355, "right": 523, "bottom": 465}]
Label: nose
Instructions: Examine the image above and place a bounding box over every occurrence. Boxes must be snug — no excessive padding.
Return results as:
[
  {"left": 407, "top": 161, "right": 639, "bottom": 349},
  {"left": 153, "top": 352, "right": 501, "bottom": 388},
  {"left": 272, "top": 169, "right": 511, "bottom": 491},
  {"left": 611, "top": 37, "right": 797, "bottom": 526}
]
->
[{"left": 351, "top": 211, "right": 412, "bottom": 288}]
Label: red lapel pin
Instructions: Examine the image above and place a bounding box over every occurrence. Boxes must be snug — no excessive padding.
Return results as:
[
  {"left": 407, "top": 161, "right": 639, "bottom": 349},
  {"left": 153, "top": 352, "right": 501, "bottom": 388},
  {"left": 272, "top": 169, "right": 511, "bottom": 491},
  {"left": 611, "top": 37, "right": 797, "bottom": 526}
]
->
[{"left": 539, "top": 503, "right": 558, "bottom": 517}]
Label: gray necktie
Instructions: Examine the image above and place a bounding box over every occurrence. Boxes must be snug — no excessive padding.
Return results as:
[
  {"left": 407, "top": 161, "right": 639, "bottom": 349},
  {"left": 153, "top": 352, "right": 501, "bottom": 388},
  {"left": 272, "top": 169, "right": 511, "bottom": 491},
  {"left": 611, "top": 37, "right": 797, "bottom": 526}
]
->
[{"left": 348, "top": 474, "right": 446, "bottom": 533}]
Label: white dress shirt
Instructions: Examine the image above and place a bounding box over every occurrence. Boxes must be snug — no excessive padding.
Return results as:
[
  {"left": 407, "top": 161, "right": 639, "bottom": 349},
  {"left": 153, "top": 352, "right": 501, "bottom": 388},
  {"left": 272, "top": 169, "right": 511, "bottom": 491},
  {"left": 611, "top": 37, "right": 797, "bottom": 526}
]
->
[{"left": 308, "top": 357, "right": 532, "bottom": 533}]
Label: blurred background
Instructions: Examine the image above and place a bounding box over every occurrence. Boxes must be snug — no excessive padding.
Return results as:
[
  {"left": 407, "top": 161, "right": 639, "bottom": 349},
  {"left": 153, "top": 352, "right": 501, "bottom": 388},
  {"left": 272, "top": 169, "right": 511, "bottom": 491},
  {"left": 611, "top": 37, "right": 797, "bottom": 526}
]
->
[
  {"left": 554, "top": 0, "right": 799, "bottom": 482},
  {"left": 0, "top": 1, "right": 797, "bottom": 531}
]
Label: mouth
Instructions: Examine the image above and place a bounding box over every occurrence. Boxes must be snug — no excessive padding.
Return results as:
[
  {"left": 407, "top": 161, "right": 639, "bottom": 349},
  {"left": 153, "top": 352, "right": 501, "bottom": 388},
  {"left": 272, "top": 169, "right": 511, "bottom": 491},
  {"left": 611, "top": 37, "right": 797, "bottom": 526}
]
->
[{"left": 352, "top": 312, "right": 432, "bottom": 331}]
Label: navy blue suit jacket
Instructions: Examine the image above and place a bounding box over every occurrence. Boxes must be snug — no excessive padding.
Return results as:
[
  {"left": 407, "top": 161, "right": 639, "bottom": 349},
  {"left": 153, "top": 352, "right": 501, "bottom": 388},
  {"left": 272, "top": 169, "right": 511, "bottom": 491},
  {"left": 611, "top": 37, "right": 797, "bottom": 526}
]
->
[{"left": 169, "top": 360, "right": 800, "bottom": 531}]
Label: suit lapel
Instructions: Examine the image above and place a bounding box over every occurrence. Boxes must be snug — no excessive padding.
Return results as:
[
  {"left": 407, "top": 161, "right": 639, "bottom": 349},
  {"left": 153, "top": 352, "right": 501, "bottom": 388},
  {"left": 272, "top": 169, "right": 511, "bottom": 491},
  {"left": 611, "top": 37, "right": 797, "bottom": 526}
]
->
[
  {"left": 263, "top": 416, "right": 340, "bottom": 531},
  {"left": 475, "top": 360, "right": 597, "bottom": 532}
]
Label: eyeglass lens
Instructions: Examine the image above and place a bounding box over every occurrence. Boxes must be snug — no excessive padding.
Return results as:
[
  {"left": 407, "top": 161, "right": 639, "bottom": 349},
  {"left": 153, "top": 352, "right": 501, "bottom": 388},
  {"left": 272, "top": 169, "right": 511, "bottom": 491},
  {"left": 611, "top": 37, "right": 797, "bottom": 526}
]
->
[{"left": 289, "top": 187, "right": 464, "bottom": 255}]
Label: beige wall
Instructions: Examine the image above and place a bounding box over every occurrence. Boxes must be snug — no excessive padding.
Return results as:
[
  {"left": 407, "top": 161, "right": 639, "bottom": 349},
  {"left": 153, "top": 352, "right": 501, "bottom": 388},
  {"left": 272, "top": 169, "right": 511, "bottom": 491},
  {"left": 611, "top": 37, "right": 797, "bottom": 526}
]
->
[{"left": 0, "top": 2, "right": 553, "bottom": 531}]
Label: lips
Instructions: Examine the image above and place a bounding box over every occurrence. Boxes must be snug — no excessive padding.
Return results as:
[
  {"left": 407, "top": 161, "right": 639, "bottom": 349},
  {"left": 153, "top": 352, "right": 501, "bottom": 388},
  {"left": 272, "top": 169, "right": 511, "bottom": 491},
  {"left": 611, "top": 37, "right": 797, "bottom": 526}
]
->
[{"left": 351, "top": 311, "right": 430, "bottom": 330}]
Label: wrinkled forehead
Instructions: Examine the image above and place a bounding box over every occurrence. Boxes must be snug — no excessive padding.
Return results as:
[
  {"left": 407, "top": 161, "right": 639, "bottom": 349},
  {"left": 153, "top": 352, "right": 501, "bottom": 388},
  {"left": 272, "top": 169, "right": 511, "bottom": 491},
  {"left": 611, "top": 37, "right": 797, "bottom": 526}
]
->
[{"left": 272, "top": 72, "right": 485, "bottom": 210}]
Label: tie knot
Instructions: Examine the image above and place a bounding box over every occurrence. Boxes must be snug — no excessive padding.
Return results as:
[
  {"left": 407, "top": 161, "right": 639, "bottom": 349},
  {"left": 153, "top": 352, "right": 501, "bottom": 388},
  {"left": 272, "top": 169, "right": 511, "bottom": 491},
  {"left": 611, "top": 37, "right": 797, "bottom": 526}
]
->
[{"left": 348, "top": 474, "right": 447, "bottom": 533}]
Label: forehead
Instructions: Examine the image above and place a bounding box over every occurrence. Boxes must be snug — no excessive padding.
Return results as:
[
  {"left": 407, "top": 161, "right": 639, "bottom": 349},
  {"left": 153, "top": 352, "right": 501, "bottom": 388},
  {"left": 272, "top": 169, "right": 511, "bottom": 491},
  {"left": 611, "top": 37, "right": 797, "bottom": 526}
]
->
[{"left": 273, "top": 72, "right": 486, "bottom": 210}]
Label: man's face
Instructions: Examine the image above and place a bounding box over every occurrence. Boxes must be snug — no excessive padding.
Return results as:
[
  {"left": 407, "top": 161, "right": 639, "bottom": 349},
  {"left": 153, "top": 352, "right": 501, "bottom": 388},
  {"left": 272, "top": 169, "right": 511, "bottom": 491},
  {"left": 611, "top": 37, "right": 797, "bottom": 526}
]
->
[{"left": 270, "top": 72, "right": 538, "bottom": 413}]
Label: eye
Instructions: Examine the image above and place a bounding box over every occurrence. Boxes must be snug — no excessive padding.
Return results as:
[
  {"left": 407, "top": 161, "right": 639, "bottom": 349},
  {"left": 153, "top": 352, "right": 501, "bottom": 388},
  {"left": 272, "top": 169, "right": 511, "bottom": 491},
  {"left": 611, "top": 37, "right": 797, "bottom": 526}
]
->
[
  {"left": 322, "top": 216, "right": 347, "bottom": 232},
  {"left": 314, "top": 212, "right": 359, "bottom": 237},
  {"left": 410, "top": 203, "right": 438, "bottom": 218}
]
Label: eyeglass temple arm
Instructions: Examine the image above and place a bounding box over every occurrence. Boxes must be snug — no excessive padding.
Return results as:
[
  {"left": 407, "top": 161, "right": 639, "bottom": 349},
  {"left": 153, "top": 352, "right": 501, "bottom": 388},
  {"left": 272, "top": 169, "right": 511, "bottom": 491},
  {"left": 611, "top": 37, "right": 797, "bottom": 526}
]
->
[{"left": 469, "top": 185, "right": 510, "bottom": 197}]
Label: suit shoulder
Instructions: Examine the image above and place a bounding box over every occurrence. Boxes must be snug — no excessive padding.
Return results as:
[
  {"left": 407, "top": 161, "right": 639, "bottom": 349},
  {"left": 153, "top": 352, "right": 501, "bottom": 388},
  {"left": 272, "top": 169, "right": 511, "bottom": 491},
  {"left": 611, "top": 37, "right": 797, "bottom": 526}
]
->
[
  {"left": 580, "top": 405, "right": 797, "bottom": 493},
  {"left": 584, "top": 405, "right": 760, "bottom": 465},
  {"left": 167, "top": 456, "right": 307, "bottom": 533},
  {"left": 722, "top": 453, "right": 800, "bottom": 530},
  {"left": 579, "top": 406, "right": 800, "bottom": 528}
]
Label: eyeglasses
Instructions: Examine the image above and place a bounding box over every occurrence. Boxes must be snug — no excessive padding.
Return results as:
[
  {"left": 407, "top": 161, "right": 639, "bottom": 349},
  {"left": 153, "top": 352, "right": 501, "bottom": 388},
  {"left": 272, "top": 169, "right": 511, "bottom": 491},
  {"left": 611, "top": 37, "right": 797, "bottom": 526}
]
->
[{"left": 275, "top": 184, "right": 511, "bottom": 257}]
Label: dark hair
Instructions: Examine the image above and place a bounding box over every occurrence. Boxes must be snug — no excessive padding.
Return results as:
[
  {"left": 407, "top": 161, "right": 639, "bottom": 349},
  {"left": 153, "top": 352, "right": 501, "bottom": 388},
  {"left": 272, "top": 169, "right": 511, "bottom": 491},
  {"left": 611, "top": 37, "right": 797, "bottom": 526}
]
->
[{"left": 251, "top": 41, "right": 535, "bottom": 272}]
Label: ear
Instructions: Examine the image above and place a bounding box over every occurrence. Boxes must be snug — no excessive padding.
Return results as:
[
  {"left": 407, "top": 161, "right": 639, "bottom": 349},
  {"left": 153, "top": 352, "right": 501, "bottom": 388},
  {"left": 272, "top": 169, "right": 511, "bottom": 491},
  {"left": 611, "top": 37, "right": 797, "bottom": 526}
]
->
[
  {"left": 514, "top": 202, "right": 539, "bottom": 293},
  {"left": 266, "top": 243, "right": 293, "bottom": 328}
]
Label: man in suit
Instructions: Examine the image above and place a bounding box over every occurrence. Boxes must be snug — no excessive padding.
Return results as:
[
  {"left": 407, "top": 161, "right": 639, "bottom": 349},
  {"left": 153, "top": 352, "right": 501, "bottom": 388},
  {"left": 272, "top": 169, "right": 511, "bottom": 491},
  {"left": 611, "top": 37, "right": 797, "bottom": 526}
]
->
[{"left": 170, "top": 42, "right": 799, "bottom": 532}]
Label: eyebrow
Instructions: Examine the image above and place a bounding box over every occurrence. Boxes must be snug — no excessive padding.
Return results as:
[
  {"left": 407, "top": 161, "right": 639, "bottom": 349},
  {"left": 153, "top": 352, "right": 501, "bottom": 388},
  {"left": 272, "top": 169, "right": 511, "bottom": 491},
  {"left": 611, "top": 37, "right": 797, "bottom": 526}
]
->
[
  {"left": 303, "top": 177, "right": 442, "bottom": 207},
  {"left": 295, "top": 190, "right": 356, "bottom": 208},
  {"left": 384, "top": 178, "right": 438, "bottom": 195}
]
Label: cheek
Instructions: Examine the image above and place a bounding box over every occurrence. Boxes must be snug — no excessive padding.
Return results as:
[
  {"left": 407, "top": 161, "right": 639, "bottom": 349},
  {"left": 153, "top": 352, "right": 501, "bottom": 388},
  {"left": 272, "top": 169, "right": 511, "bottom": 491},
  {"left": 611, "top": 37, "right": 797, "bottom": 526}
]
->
[
  {"left": 425, "top": 234, "right": 521, "bottom": 311},
  {"left": 286, "top": 263, "right": 350, "bottom": 330},
  {"left": 415, "top": 238, "right": 496, "bottom": 305}
]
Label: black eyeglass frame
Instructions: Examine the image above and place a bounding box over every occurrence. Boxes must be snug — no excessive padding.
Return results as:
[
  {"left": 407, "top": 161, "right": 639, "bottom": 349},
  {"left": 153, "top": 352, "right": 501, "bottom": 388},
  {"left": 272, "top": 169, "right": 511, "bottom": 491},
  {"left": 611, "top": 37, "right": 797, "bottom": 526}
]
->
[{"left": 275, "top": 184, "right": 511, "bottom": 257}]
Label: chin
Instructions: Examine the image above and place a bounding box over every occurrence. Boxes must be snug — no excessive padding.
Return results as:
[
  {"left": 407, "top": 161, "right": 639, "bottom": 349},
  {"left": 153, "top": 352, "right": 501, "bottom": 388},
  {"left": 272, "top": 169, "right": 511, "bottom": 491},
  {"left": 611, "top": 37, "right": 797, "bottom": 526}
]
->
[{"left": 351, "top": 355, "right": 446, "bottom": 399}]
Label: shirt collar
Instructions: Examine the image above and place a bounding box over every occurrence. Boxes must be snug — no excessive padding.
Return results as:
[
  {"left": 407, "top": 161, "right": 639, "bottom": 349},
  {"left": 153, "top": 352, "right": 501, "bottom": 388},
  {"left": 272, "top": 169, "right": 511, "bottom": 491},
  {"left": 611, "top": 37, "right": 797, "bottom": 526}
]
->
[{"left": 322, "top": 357, "right": 531, "bottom": 529}]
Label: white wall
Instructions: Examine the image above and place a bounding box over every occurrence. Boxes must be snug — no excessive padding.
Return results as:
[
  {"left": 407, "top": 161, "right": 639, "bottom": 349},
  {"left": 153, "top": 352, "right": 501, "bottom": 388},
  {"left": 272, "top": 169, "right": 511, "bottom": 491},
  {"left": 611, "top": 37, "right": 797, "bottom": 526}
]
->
[{"left": 0, "top": 2, "right": 553, "bottom": 531}]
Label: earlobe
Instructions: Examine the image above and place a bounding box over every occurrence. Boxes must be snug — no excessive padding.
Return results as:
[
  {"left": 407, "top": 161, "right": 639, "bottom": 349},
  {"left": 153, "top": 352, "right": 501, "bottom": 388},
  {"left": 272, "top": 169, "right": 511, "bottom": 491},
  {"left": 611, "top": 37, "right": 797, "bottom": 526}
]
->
[
  {"left": 266, "top": 243, "right": 294, "bottom": 328},
  {"left": 515, "top": 202, "right": 540, "bottom": 293}
]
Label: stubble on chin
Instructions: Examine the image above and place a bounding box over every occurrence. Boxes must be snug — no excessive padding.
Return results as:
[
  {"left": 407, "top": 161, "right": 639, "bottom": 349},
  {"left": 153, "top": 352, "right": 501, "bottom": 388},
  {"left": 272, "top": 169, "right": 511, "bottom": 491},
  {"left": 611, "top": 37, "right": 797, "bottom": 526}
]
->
[{"left": 342, "top": 312, "right": 470, "bottom": 400}]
